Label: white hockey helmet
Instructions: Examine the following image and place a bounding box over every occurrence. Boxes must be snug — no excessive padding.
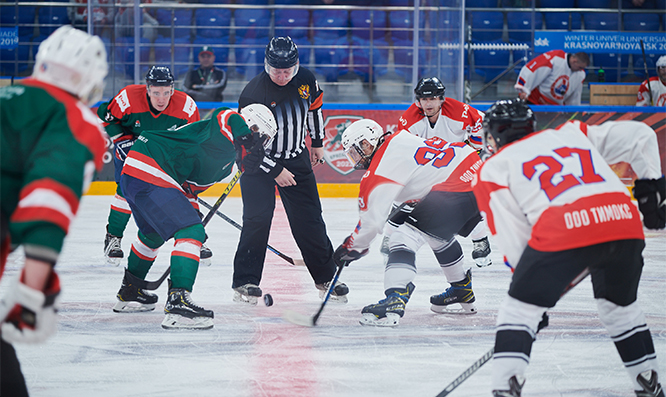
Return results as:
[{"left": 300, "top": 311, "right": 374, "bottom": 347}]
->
[
  {"left": 341, "top": 119, "right": 384, "bottom": 170},
  {"left": 32, "top": 25, "right": 108, "bottom": 105},
  {"left": 240, "top": 103, "right": 278, "bottom": 146},
  {"left": 656, "top": 55, "right": 666, "bottom": 69}
]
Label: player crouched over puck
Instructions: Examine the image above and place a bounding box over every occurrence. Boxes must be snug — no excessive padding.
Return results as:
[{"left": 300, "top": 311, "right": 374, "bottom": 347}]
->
[
  {"left": 112, "top": 104, "right": 277, "bottom": 330},
  {"left": 475, "top": 99, "right": 665, "bottom": 396},
  {"left": 333, "top": 118, "right": 485, "bottom": 327}
]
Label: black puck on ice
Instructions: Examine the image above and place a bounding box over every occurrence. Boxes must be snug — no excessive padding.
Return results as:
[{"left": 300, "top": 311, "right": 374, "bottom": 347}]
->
[{"left": 263, "top": 293, "right": 273, "bottom": 306}]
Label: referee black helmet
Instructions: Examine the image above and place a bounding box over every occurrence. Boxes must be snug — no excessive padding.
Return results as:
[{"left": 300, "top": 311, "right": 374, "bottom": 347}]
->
[{"left": 265, "top": 36, "right": 299, "bottom": 69}]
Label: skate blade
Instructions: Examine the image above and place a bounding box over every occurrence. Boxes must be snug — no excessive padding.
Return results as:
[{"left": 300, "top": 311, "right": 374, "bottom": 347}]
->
[
  {"left": 161, "top": 313, "right": 214, "bottom": 330},
  {"left": 113, "top": 301, "right": 155, "bottom": 313},
  {"left": 359, "top": 313, "right": 400, "bottom": 327},
  {"left": 318, "top": 291, "right": 348, "bottom": 304},
  {"left": 282, "top": 309, "right": 315, "bottom": 327},
  {"left": 430, "top": 302, "right": 478, "bottom": 315},
  {"left": 233, "top": 292, "right": 259, "bottom": 306},
  {"left": 106, "top": 256, "right": 123, "bottom": 267},
  {"left": 474, "top": 256, "right": 492, "bottom": 268},
  {"left": 199, "top": 257, "right": 212, "bottom": 267}
]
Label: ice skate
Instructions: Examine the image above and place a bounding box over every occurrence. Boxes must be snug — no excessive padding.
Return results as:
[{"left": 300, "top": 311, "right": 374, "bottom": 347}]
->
[
  {"left": 472, "top": 236, "right": 492, "bottom": 267},
  {"left": 636, "top": 370, "right": 665, "bottom": 397},
  {"left": 492, "top": 375, "right": 524, "bottom": 397},
  {"left": 162, "top": 288, "right": 214, "bottom": 330},
  {"left": 199, "top": 243, "right": 212, "bottom": 267},
  {"left": 104, "top": 231, "right": 124, "bottom": 266},
  {"left": 430, "top": 269, "right": 477, "bottom": 314},
  {"left": 316, "top": 279, "right": 349, "bottom": 304},
  {"left": 233, "top": 283, "right": 262, "bottom": 305},
  {"left": 360, "top": 282, "right": 415, "bottom": 327},
  {"left": 113, "top": 269, "right": 158, "bottom": 313}
]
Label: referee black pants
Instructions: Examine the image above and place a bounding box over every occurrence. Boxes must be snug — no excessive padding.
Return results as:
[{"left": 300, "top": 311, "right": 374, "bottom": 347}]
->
[{"left": 232, "top": 150, "right": 336, "bottom": 288}]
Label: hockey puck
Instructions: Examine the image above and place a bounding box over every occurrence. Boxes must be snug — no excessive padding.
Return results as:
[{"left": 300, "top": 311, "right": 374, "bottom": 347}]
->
[{"left": 263, "top": 294, "right": 274, "bottom": 306}]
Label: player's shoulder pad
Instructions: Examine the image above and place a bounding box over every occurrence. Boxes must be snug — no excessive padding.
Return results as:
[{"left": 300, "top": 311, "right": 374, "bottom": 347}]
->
[
  {"left": 167, "top": 90, "right": 198, "bottom": 119},
  {"left": 398, "top": 103, "right": 424, "bottom": 129}
]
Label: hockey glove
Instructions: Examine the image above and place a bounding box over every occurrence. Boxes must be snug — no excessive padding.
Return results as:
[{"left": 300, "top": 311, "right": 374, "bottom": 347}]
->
[
  {"left": 0, "top": 270, "right": 60, "bottom": 344},
  {"left": 333, "top": 236, "right": 369, "bottom": 268},
  {"left": 387, "top": 200, "right": 419, "bottom": 227},
  {"left": 235, "top": 133, "right": 267, "bottom": 174},
  {"left": 633, "top": 176, "right": 666, "bottom": 230},
  {"left": 114, "top": 136, "right": 135, "bottom": 162}
]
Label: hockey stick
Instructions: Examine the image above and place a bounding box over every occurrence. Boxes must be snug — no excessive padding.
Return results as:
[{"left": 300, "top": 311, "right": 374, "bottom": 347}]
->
[
  {"left": 640, "top": 40, "right": 655, "bottom": 107},
  {"left": 435, "top": 267, "right": 591, "bottom": 397},
  {"left": 196, "top": 197, "right": 305, "bottom": 266},
  {"left": 139, "top": 173, "right": 243, "bottom": 291},
  {"left": 282, "top": 261, "right": 346, "bottom": 327}
]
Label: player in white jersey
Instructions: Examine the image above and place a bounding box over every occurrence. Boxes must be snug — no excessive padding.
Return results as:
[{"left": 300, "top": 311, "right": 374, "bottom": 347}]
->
[
  {"left": 474, "top": 99, "right": 665, "bottom": 397},
  {"left": 331, "top": 119, "right": 485, "bottom": 327},
  {"left": 636, "top": 55, "right": 666, "bottom": 107},
  {"left": 397, "top": 76, "right": 492, "bottom": 267},
  {"left": 515, "top": 50, "right": 589, "bottom": 106}
]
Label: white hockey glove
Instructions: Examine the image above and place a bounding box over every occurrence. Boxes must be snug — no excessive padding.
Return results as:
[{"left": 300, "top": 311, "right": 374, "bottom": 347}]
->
[{"left": 0, "top": 270, "right": 61, "bottom": 344}]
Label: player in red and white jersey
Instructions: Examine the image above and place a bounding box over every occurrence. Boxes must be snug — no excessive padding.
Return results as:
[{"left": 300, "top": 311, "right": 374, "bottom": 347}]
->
[
  {"left": 397, "top": 76, "right": 493, "bottom": 267},
  {"left": 474, "top": 99, "right": 665, "bottom": 396},
  {"left": 331, "top": 119, "right": 485, "bottom": 327},
  {"left": 636, "top": 55, "right": 666, "bottom": 106},
  {"left": 514, "top": 50, "right": 589, "bottom": 106}
]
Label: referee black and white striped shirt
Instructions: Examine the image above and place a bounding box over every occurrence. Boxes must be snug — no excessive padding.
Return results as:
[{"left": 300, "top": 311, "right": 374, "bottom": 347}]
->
[{"left": 238, "top": 66, "right": 325, "bottom": 178}]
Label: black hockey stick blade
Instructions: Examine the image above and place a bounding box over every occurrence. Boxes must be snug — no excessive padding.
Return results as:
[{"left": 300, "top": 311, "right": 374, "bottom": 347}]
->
[
  {"left": 197, "top": 197, "right": 305, "bottom": 267},
  {"left": 283, "top": 261, "right": 346, "bottom": 327},
  {"left": 124, "top": 267, "right": 170, "bottom": 291}
]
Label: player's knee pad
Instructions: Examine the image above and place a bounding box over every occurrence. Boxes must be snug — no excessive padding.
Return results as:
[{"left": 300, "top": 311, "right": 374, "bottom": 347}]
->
[
  {"left": 497, "top": 296, "right": 547, "bottom": 336},
  {"left": 596, "top": 298, "right": 647, "bottom": 339},
  {"left": 433, "top": 238, "right": 463, "bottom": 268},
  {"left": 390, "top": 224, "right": 426, "bottom": 253},
  {"left": 138, "top": 231, "right": 164, "bottom": 250},
  {"left": 174, "top": 223, "right": 206, "bottom": 244}
]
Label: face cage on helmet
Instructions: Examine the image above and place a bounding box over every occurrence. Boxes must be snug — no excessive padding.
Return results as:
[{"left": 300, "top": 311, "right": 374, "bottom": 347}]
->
[
  {"left": 265, "top": 62, "right": 299, "bottom": 80},
  {"left": 345, "top": 141, "right": 373, "bottom": 170}
]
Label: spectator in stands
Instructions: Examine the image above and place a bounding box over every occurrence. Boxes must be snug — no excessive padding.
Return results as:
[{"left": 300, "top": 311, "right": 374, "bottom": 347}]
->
[
  {"left": 114, "top": 0, "right": 158, "bottom": 42},
  {"left": 183, "top": 46, "right": 228, "bottom": 103},
  {"left": 514, "top": 50, "right": 589, "bottom": 106},
  {"left": 636, "top": 55, "right": 666, "bottom": 107}
]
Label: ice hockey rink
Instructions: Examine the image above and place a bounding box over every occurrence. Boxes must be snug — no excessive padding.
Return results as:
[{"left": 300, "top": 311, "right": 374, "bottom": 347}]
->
[{"left": 3, "top": 195, "right": 665, "bottom": 397}]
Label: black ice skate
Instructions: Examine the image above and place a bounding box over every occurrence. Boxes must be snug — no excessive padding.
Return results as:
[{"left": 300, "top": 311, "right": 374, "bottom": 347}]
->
[
  {"left": 316, "top": 279, "right": 349, "bottom": 304},
  {"left": 472, "top": 236, "right": 492, "bottom": 267},
  {"left": 233, "top": 283, "right": 263, "bottom": 305},
  {"left": 636, "top": 370, "right": 665, "bottom": 397},
  {"left": 113, "top": 269, "right": 158, "bottom": 313},
  {"left": 104, "top": 230, "right": 124, "bottom": 266},
  {"left": 162, "top": 288, "right": 214, "bottom": 330},
  {"left": 430, "top": 269, "right": 478, "bottom": 314},
  {"left": 492, "top": 375, "right": 524, "bottom": 397},
  {"left": 199, "top": 243, "right": 213, "bottom": 267},
  {"left": 360, "top": 282, "right": 415, "bottom": 327}
]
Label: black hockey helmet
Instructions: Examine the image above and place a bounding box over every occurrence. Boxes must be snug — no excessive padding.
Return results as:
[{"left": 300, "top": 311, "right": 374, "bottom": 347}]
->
[
  {"left": 483, "top": 98, "right": 536, "bottom": 151},
  {"left": 414, "top": 77, "right": 446, "bottom": 99},
  {"left": 265, "top": 36, "right": 299, "bottom": 69},
  {"left": 145, "top": 66, "right": 174, "bottom": 87}
]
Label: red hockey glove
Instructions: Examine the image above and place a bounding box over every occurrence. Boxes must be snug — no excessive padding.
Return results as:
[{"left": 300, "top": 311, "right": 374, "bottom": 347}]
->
[
  {"left": 0, "top": 270, "right": 61, "bottom": 344},
  {"left": 333, "top": 236, "right": 369, "bottom": 268}
]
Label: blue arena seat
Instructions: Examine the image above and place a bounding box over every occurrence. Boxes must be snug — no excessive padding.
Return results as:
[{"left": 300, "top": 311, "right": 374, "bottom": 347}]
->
[
  {"left": 312, "top": 9, "right": 348, "bottom": 41},
  {"left": 388, "top": 10, "right": 426, "bottom": 42},
  {"left": 348, "top": 37, "right": 390, "bottom": 82},
  {"left": 234, "top": 8, "right": 271, "bottom": 41},
  {"left": 469, "top": 11, "right": 504, "bottom": 42},
  {"left": 194, "top": 8, "right": 231, "bottom": 39},
  {"left": 578, "top": 0, "right": 612, "bottom": 7},
  {"left": 289, "top": 36, "right": 312, "bottom": 67},
  {"left": 313, "top": 36, "right": 348, "bottom": 82},
  {"left": 507, "top": 11, "right": 543, "bottom": 43},
  {"left": 633, "top": 53, "right": 658, "bottom": 79},
  {"left": 393, "top": 38, "right": 429, "bottom": 83},
  {"left": 350, "top": 9, "right": 387, "bottom": 41},
  {"left": 473, "top": 40, "right": 511, "bottom": 83},
  {"left": 37, "top": 4, "right": 71, "bottom": 36},
  {"left": 467, "top": 0, "right": 499, "bottom": 6},
  {"left": 623, "top": 13, "right": 661, "bottom": 32},
  {"left": 544, "top": 12, "right": 582, "bottom": 30},
  {"left": 1, "top": 6, "right": 37, "bottom": 37},
  {"left": 539, "top": 0, "right": 575, "bottom": 7},
  {"left": 153, "top": 37, "right": 191, "bottom": 79},
  {"left": 234, "top": 36, "right": 266, "bottom": 77},
  {"left": 593, "top": 53, "right": 629, "bottom": 82},
  {"left": 582, "top": 13, "right": 619, "bottom": 30},
  {"left": 274, "top": 9, "right": 310, "bottom": 40},
  {"left": 156, "top": 9, "right": 193, "bottom": 39}
]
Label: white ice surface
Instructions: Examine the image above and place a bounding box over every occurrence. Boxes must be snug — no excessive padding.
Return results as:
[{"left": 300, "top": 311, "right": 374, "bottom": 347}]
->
[{"left": 3, "top": 195, "right": 665, "bottom": 397}]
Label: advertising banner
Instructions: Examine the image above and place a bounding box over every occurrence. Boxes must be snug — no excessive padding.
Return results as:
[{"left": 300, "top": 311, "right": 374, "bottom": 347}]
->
[{"left": 535, "top": 31, "right": 666, "bottom": 55}]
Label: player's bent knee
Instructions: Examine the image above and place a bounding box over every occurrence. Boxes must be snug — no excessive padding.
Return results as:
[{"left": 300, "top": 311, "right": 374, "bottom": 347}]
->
[
  {"left": 174, "top": 223, "right": 206, "bottom": 243},
  {"left": 497, "top": 296, "right": 548, "bottom": 334},
  {"left": 138, "top": 231, "right": 164, "bottom": 249}
]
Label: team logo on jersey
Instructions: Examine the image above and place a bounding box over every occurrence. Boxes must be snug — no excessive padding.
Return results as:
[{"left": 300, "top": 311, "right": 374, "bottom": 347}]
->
[
  {"left": 134, "top": 120, "right": 141, "bottom": 128},
  {"left": 550, "top": 75, "right": 570, "bottom": 100},
  {"left": 298, "top": 85, "right": 310, "bottom": 99},
  {"left": 270, "top": 101, "right": 276, "bottom": 108},
  {"left": 104, "top": 112, "right": 115, "bottom": 122},
  {"left": 322, "top": 115, "right": 364, "bottom": 175}
]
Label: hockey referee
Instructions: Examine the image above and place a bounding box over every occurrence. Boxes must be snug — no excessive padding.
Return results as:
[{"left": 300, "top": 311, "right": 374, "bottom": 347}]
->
[{"left": 231, "top": 36, "right": 349, "bottom": 305}]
